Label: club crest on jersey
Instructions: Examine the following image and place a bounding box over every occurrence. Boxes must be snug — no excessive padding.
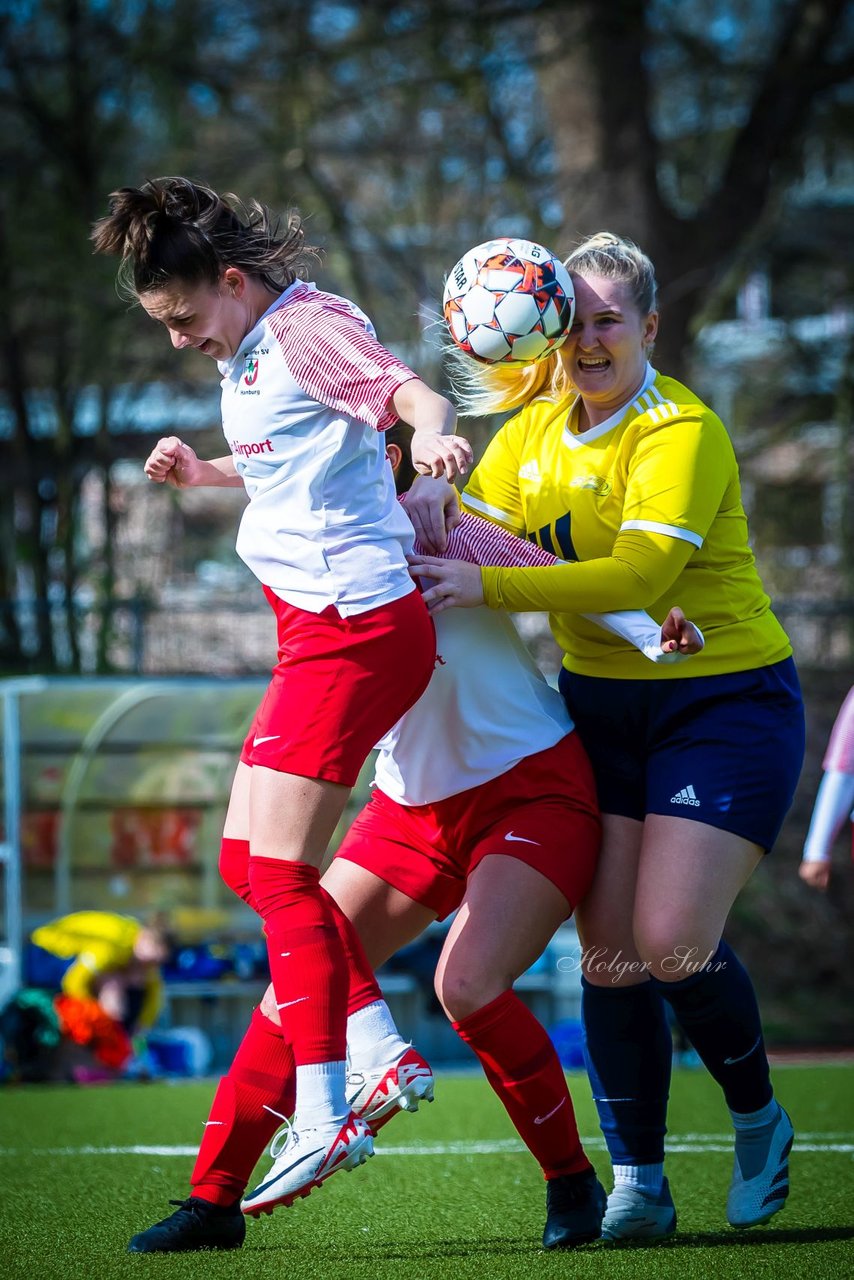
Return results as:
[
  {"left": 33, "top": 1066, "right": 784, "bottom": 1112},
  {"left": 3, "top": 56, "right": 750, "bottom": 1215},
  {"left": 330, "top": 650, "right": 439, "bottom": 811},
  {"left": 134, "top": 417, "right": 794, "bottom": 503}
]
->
[
  {"left": 571, "top": 474, "right": 612, "bottom": 497},
  {"left": 243, "top": 355, "right": 259, "bottom": 386}
]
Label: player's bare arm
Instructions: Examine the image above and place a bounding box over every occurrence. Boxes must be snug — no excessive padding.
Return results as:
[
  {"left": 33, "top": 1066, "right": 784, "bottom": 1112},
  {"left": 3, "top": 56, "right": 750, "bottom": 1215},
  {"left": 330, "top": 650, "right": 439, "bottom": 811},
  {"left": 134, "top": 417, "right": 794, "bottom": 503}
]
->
[
  {"left": 143, "top": 436, "right": 245, "bottom": 489},
  {"left": 392, "top": 380, "right": 473, "bottom": 481}
]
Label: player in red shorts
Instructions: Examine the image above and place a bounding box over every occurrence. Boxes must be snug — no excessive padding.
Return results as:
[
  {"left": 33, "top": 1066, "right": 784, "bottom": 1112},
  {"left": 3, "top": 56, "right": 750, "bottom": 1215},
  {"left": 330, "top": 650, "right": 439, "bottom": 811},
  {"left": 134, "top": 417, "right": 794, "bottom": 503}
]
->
[
  {"left": 125, "top": 423, "right": 701, "bottom": 1253},
  {"left": 92, "top": 178, "right": 472, "bottom": 1244}
]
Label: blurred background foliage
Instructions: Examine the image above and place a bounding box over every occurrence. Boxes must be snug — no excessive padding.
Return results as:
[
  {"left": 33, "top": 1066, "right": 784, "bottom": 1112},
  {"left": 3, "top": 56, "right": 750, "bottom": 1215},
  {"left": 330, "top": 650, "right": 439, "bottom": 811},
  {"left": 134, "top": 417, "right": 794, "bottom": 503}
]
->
[{"left": 1, "top": 0, "right": 853, "bottom": 1041}]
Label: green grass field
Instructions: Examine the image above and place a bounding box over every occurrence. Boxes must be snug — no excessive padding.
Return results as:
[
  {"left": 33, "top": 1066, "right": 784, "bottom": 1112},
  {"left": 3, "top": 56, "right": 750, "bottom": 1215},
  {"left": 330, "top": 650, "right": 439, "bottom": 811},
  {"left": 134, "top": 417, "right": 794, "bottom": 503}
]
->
[{"left": 1, "top": 1065, "right": 852, "bottom": 1280}]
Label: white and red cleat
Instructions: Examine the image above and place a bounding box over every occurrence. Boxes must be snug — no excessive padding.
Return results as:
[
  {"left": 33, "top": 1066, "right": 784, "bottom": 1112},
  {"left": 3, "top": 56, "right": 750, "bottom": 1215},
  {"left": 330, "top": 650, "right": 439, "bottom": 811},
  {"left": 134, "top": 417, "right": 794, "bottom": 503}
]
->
[
  {"left": 241, "top": 1113, "right": 373, "bottom": 1217},
  {"left": 346, "top": 1045, "right": 435, "bottom": 1134}
]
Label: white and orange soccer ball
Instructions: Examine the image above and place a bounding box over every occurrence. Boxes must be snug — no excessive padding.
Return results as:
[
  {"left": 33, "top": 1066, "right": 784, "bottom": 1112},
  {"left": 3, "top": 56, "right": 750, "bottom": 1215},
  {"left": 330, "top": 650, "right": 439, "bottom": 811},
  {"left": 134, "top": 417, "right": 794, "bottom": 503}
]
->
[{"left": 443, "top": 237, "right": 574, "bottom": 365}]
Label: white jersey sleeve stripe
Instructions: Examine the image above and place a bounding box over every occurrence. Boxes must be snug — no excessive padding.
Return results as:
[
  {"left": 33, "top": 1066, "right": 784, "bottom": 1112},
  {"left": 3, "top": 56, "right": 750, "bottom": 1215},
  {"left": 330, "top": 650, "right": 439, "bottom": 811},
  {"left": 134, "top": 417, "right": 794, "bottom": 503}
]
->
[
  {"left": 461, "top": 492, "right": 524, "bottom": 531},
  {"left": 647, "top": 400, "right": 680, "bottom": 424},
  {"left": 621, "top": 518, "right": 704, "bottom": 547}
]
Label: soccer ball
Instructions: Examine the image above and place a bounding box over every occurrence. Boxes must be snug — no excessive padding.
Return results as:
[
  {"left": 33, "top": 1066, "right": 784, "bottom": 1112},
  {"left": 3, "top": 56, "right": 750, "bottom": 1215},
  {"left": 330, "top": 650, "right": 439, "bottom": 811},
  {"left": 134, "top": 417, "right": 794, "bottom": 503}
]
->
[{"left": 443, "top": 237, "right": 574, "bottom": 365}]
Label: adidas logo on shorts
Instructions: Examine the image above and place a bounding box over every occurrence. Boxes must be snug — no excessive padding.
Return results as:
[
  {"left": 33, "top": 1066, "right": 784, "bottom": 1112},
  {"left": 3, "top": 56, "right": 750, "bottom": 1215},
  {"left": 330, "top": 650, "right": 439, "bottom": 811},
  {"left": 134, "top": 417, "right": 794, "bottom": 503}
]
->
[{"left": 671, "top": 784, "right": 700, "bottom": 807}]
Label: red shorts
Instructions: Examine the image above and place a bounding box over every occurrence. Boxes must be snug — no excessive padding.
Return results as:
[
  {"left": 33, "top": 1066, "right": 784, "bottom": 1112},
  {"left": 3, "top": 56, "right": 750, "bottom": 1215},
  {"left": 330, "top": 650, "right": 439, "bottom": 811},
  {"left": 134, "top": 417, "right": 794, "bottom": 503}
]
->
[
  {"left": 334, "top": 733, "right": 601, "bottom": 919},
  {"left": 240, "top": 586, "right": 435, "bottom": 787}
]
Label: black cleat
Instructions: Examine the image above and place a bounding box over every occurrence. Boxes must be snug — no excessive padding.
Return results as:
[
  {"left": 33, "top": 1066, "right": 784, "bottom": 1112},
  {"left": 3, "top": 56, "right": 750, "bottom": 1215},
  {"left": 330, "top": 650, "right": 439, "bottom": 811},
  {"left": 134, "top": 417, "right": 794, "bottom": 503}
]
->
[
  {"left": 127, "top": 1197, "right": 246, "bottom": 1253},
  {"left": 542, "top": 1167, "right": 607, "bottom": 1249}
]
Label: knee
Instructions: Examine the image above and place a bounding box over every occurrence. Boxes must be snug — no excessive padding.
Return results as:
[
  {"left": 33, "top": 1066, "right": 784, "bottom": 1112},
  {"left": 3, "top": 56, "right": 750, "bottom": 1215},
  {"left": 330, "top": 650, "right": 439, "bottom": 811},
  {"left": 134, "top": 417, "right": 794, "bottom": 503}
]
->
[
  {"left": 633, "top": 917, "right": 718, "bottom": 984},
  {"left": 219, "top": 837, "right": 255, "bottom": 909},
  {"left": 577, "top": 935, "right": 648, "bottom": 988},
  {"left": 435, "top": 967, "right": 502, "bottom": 1023}
]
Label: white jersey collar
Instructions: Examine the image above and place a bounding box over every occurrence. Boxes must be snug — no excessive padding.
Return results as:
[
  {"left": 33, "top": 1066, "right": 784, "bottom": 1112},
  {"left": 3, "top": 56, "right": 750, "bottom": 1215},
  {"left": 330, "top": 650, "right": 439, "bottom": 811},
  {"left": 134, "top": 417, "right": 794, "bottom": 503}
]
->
[
  {"left": 563, "top": 362, "right": 657, "bottom": 449},
  {"left": 219, "top": 280, "right": 314, "bottom": 375}
]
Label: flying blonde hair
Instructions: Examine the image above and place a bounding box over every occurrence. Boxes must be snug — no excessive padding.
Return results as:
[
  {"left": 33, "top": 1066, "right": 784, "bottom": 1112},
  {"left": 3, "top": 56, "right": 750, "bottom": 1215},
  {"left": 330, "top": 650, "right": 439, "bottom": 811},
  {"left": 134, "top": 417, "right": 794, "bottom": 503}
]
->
[{"left": 447, "top": 231, "right": 658, "bottom": 418}]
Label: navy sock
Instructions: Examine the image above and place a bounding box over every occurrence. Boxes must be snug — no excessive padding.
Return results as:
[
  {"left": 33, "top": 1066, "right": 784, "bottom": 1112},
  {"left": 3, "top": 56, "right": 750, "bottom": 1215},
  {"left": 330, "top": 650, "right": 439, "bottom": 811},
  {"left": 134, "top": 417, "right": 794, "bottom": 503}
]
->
[
  {"left": 580, "top": 978, "right": 672, "bottom": 1165},
  {"left": 652, "top": 940, "right": 772, "bottom": 1114}
]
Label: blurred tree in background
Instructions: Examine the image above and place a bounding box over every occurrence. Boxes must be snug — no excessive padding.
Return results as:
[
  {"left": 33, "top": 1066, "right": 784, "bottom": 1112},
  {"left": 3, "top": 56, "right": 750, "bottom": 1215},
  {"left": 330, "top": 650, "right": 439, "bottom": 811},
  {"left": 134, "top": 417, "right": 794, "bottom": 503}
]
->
[{"left": 1, "top": 0, "right": 851, "bottom": 674}]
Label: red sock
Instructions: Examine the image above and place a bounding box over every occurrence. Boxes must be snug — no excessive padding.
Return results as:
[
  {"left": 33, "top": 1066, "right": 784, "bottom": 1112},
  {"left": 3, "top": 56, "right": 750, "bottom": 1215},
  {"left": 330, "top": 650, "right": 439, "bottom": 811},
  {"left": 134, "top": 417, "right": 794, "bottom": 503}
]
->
[
  {"left": 248, "top": 856, "right": 347, "bottom": 1064},
  {"left": 191, "top": 1007, "right": 295, "bottom": 1206},
  {"left": 453, "top": 989, "right": 591, "bottom": 1180},
  {"left": 218, "top": 841, "right": 381, "bottom": 1016},
  {"left": 219, "top": 837, "right": 255, "bottom": 910},
  {"left": 321, "top": 887, "right": 383, "bottom": 1015}
]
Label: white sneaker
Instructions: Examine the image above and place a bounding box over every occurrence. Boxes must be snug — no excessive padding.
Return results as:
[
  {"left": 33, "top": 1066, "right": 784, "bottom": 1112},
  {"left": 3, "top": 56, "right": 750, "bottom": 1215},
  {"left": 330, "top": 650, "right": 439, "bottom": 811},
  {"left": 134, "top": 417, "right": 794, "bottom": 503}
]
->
[
  {"left": 241, "top": 1113, "right": 373, "bottom": 1217},
  {"left": 346, "top": 1045, "right": 434, "bottom": 1134},
  {"left": 727, "top": 1105, "right": 793, "bottom": 1228}
]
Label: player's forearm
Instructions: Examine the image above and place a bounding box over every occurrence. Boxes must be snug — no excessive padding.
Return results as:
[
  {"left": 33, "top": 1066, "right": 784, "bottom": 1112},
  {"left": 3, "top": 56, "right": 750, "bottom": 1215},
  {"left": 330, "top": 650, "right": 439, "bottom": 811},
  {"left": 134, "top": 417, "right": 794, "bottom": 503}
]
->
[
  {"left": 802, "top": 769, "right": 854, "bottom": 862},
  {"left": 481, "top": 530, "right": 695, "bottom": 614},
  {"left": 191, "top": 456, "right": 245, "bottom": 487},
  {"left": 394, "top": 379, "right": 457, "bottom": 437},
  {"left": 449, "top": 513, "right": 688, "bottom": 659},
  {"left": 60, "top": 959, "right": 97, "bottom": 1001}
]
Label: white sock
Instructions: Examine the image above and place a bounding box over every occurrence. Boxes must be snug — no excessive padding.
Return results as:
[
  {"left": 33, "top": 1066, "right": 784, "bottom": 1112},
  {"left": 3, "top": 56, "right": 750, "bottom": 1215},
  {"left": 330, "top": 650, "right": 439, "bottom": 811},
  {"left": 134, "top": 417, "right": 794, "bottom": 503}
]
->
[
  {"left": 347, "top": 1000, "right": 408, "bottom": 1068},
  {"left": 293, "top": 1061, "right": 348, "bottom": 1132},
  {"left": 613, "top": 1162, "right": 665, "bottom": 1195}
]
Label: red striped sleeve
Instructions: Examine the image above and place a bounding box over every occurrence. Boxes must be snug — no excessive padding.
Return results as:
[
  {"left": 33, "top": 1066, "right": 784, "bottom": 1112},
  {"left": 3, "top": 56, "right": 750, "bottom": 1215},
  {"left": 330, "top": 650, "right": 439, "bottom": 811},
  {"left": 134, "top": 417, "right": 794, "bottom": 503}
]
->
[
  {"left": 411, "top": 508, "right": 558, "bottom": 568},
  {"left": 824, "top": 686, "right": 854, "bottom": 774},
  {"left": 268, "top": 289, "right": 418, "bottom": 430}
]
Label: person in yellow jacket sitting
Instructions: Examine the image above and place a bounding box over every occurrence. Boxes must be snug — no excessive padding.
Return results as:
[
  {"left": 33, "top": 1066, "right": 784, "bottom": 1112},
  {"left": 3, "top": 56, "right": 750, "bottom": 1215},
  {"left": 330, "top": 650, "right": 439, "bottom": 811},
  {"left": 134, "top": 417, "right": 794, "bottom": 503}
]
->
[{"left": 27, "top": 911, "right": 170, "bottom": 1034}]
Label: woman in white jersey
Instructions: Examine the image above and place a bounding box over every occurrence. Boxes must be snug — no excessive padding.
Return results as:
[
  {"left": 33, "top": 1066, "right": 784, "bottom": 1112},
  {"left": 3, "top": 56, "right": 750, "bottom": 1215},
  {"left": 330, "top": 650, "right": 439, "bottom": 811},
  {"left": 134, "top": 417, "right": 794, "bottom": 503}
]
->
[
  {"left": 126, "top": 424, "right": 703, "bottom": 1255},
  {"left": 92, "top": 177, "right": 472, "bottom": 1209},
  {"left": 405, "top": 233, "right": 805, "bottom": 1241}
]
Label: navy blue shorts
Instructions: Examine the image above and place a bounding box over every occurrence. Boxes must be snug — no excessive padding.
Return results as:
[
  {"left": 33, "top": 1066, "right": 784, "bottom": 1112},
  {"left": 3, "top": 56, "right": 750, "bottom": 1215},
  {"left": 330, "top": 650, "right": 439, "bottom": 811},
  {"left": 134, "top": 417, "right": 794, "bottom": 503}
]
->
[{"left": 558, "top": 657, "right": 804, "bottom": 852}]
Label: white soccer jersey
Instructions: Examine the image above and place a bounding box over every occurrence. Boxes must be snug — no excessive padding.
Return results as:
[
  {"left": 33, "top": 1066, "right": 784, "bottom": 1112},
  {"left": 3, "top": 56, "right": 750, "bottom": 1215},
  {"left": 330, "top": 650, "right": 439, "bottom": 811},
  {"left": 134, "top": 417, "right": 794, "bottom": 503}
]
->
[
  {"left": 802, "top": 685, "right": 854, "bottom": 864},
  {"left": 218, "top": 281, "right": 420, "bottom": 615},
  {"left": 373, "top": 507, "right": 688, "bottom": 806}
]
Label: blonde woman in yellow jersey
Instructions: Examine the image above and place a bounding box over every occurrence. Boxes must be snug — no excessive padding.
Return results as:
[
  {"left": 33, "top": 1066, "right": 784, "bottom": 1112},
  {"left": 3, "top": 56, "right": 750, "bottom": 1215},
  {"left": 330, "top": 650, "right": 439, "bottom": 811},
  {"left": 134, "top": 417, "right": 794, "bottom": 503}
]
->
[{"left": 408, "top": 233, "right": 805, "bottom": 1240}]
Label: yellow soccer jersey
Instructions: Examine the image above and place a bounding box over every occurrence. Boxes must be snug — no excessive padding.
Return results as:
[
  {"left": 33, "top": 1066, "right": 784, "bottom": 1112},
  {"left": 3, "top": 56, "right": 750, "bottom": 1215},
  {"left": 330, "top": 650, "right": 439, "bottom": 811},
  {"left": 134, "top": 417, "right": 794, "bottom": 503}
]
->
[{"left": 462, "top": 366, "right": 792, "bottom": 678}]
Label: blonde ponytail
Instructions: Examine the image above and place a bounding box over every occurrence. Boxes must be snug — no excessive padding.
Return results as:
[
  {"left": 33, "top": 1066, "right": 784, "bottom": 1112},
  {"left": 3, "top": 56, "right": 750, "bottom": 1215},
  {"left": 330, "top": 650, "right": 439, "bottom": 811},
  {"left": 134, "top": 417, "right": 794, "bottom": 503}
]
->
[{"left": 445, "top": 342, "right": 574, "bottom": 418}]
